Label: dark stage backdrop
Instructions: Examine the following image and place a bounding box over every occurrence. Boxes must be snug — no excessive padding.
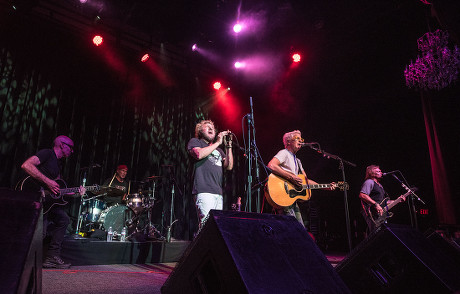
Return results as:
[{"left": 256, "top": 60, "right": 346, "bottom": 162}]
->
[{"left": 0, "top": 15, "right": 248, "bottom": 241}]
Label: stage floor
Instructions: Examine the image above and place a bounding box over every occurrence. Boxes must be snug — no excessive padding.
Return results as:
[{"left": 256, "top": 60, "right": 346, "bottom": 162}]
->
[{"left": 42, "top": 253, "right": 346, "bottom": 294}]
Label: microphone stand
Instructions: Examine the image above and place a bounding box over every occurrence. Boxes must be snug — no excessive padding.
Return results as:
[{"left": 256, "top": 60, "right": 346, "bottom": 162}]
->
[
  {"left": 71, "top": 170, "right": 87, "bottom": 239},
  {"left": 308, "top": 144, "right": 356, "bottom": 252},
  {"left": 390, "top": 173, "right": 425, "bottom": 229},
  {"left": 246, "top": 97, "right": 261, "bottom": 212},
  {"left": 164, "top": 165, "right": 182, "bottom": 242}
]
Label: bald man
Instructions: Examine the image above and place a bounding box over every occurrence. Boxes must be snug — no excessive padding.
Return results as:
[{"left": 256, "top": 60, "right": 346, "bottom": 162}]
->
[{"left": 21, "top": 135, "right": 83, "bottom": 269}]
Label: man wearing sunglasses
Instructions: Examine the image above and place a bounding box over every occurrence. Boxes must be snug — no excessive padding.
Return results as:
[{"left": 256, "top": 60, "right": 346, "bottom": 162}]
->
[
  {"left": 267, "top": 130, "right": 334, "bottom": 226},
  {"left": 21, "top": 135, "right": 84, "bottom": 269}
]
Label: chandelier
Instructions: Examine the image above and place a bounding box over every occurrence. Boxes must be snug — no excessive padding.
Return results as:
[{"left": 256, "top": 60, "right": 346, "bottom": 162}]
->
[{"left": 404, "top": 29, "right": 460, "bottom": 91}]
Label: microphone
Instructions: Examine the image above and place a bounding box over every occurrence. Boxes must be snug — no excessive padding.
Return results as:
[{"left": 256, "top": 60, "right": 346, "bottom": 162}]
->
[
  {"left": 300, "top": 142, "right": 317, "bottom": 147},
  {"left": 382, "top": 170, "right": 398, "bottom": 176}
]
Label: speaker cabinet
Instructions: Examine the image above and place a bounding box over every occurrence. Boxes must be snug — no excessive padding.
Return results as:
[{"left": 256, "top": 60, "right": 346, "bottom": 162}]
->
[
  {"left": 336, "top": 224, "right": 460, "bottom": 294},
  {"left": 161, "top": 210, "right": 350, "bottom": 294},
  {"left": 0, "top": 188, "right": 43, "bottom": 294}
]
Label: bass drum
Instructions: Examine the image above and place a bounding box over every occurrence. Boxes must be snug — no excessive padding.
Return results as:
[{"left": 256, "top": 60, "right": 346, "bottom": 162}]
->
[{"left": 98, "top": 204, "right": 134, "bottom": 233}]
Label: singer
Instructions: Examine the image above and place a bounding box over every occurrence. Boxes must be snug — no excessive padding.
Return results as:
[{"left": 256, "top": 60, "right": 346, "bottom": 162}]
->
[
  {"left": 19, "top": 135, "right": 85, "bottom": 269},
  {"left": 267, "top": 130, "right": 335, "bottom": 226},
  {"left": 359, "top": 165, "right": 405, "bottom": 234},
  {"left": 187, "top": 120, "right": 233, "bottom": 232}
]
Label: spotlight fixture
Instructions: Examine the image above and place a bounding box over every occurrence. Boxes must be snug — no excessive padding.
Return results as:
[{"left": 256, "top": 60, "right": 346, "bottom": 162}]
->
[
  {"left": 292, "top": 53, "right": 301, "bottom": 63},
  {"left": 92, "top": 35, "right": 103, "bottom": 46},
  {"left": 233, "top": 23, "right": 242, "bottom": 33},
  {"left": 234, "top": 61, "right": 245, "bottom": 69},
  {"left": 141, "top": 54, "right": 150, "bottom": 63},
  {"left": 192, "top": 44, "right": 198, "bottom": 51},
  {"left": 213, "top": 82, "right": 222, "bottom": 90}
]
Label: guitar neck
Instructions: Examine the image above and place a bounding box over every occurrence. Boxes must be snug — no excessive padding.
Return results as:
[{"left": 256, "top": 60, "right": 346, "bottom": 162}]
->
[
  {"left": 384, "top": 191, "right": 411, "bottom": 210},
  {"left": 59, "top": 185, "right": 97, "bottom": 194},
  {"left": 303, "top": 184, "right": 331, "bottom": 190}
]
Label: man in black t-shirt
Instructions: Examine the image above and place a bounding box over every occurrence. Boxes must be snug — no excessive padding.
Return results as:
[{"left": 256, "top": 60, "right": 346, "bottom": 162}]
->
[
  {"left": 187, "top": 120, "right": 233, "bottom": 230},
  {"left": 21, "top": 135, "right": 84, "bottom": 269},
  {"left": 103, "top": 165, "right": 129, "bottom": 206}
]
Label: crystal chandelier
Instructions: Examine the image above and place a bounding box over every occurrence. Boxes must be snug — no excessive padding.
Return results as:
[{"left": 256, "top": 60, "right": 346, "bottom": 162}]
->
[{"left": 404, "top": 29, "right": 460, "bottom": 91}]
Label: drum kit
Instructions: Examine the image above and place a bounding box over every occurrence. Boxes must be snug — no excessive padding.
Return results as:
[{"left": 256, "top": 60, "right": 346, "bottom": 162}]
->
[{"left": 76, "top": 176, "right": 164, "bottom": 241}]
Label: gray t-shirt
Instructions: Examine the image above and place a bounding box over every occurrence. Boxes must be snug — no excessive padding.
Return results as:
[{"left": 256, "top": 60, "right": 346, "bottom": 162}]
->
[
  {"left": 274, "top": 149, "right": 304, "bottom": 175},
  {"left": 360, "top": 179, "right": 386, "bottom": 211},
  {"left": 187, "top": 138, "right": 226, "bottom": 195}
]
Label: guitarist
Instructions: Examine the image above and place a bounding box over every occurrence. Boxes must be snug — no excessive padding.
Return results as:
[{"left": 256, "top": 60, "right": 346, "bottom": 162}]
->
[
  {"left": 267, "top": 130, "right": 335, "bottom": 227},
  {"left": 359, "top": 165, "right": 404, "bottom": 234},
  {"left": 20, "top": 135, "right": 85, "bottom": 269}
]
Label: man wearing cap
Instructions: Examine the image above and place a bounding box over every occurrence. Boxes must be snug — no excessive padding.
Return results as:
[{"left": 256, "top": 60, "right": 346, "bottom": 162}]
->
[{"left": 103, "top": 165, "right": 129, "bottom": 206}]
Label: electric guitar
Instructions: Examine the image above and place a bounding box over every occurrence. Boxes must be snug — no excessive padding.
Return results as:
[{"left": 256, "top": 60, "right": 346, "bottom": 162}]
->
[
  {"left": 367, "top": 189, "right": 416, "bottom": 227},
  {"left": 16, "top": 176, "right": 100, "bottom": 214},
  {"left": 265, "top": 173, "right": 349, "bottom": 208}
]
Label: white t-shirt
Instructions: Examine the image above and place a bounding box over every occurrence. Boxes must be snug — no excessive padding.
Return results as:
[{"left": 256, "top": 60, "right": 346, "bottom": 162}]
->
[{"left": 274, "top": 149, "right": 304, "bottom": 175}]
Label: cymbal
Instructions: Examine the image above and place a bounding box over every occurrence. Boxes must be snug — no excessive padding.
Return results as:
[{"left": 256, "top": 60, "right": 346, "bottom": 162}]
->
[
  {"left": 146, "top": 175, "right": 162, "bottom": 179},
  {"left": 96, "top": 186, "right": 126, "bottom": 196}
]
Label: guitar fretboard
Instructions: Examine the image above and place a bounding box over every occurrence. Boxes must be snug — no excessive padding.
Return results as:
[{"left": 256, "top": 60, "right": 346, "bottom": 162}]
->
[
  {"left": 60, "top": 185, "right": 98, "bottom": 194},
  {"left": 303, "top": 184, "right": 330, "bottom": 190}
]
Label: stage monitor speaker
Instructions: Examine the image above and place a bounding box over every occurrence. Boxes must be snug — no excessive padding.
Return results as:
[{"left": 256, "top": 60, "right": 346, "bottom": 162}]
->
[
  {"left": 0, "top": 188, "right": 43, "bottom": 294},
  {"left": 335, "top": 223, "right": 460, "bottom": 294},
  {"left": 161, "top": 210, "right": 350, "bottom": 294}
]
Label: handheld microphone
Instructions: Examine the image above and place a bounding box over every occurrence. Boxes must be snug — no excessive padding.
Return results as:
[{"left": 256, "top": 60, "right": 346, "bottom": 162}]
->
[
  {"left": 225, "top": 130, "right": 232, "bottom": 140},
  {"left": 382, "top": 170, "right": 398, "bottom": 176}
]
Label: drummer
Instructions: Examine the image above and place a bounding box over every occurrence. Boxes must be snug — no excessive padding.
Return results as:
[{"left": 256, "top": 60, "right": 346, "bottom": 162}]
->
[{"left": 102, "top": 164, "right": 130, "bottom": 206}]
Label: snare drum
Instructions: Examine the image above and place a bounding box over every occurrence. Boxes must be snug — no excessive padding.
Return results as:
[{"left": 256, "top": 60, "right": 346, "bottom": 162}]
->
[
  {"left": 84, "top": 199, "right": 107, "bottom": 222},
  {"left": 98, "top": 204, "right": 134, "bottom": 233},
  {"left": 127, "top": 193, "right": 144, "bottom": 213}
]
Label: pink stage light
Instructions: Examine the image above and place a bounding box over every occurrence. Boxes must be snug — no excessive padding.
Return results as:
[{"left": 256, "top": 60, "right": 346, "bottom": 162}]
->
[
  {"left": 92, "top": 35, "right": 103, "bottom": 46},
  {"left": 234, "top": 61, "right": 244, "bottom": 69},
  {"left": 140, "top": 54, "right": 150, "bottom": 63},
  {"left": 292, "top": 53, "right": 301, "bottom": 63},
  {"left": 233, "top": 23, "right": 242, "bottom": 33},
  {"left": 192, "top": 44, "right": 198, "bottom": 51},
  {"left": 213, "top": 82, "right": 222, "bottom": 90}
]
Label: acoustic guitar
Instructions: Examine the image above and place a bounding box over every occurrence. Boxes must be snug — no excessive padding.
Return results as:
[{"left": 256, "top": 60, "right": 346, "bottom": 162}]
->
[
  {"left": 265, "top": 173, "right": 348, "bottom": 208},
  {"left": 16, "top": 176, "right": 100, "bottom": 214}
]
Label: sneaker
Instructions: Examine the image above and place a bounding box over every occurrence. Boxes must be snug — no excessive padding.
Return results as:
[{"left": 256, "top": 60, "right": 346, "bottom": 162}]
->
[{"left": 43, "top": 256, "right": 71, "bottom": 269}]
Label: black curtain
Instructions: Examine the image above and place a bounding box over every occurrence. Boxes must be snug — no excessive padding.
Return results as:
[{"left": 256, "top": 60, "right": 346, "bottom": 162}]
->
[{"left": 0, "top": 12, "right": 245, "bottom": 240}]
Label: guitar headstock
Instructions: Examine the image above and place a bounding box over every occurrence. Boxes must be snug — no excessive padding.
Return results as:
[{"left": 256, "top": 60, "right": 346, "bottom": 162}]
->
[{"left": 334, "top": 181, "right": 349, "bottom": 191}]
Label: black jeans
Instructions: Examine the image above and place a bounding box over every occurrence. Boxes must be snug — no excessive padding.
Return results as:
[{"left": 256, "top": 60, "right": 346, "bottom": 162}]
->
[{"left": 43, "top": 206, "right": 70, "bottom": 257}]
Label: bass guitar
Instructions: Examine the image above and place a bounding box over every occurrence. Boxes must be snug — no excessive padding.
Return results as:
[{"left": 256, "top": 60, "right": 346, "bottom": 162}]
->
[
  {"left": 367, "top": 189, "right": 416, "bottom": 227},
  {"left": 16, "top": 176, "right": 100, "bottom": 214},
  {"left": 265, "top": 173, "right": 349, "bottom": 208}
]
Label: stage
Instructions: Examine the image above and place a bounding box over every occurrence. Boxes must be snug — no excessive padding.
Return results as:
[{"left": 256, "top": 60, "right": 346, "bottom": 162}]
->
[{"left": 61, "top": 238, "right": 190, "bottom": 266}]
